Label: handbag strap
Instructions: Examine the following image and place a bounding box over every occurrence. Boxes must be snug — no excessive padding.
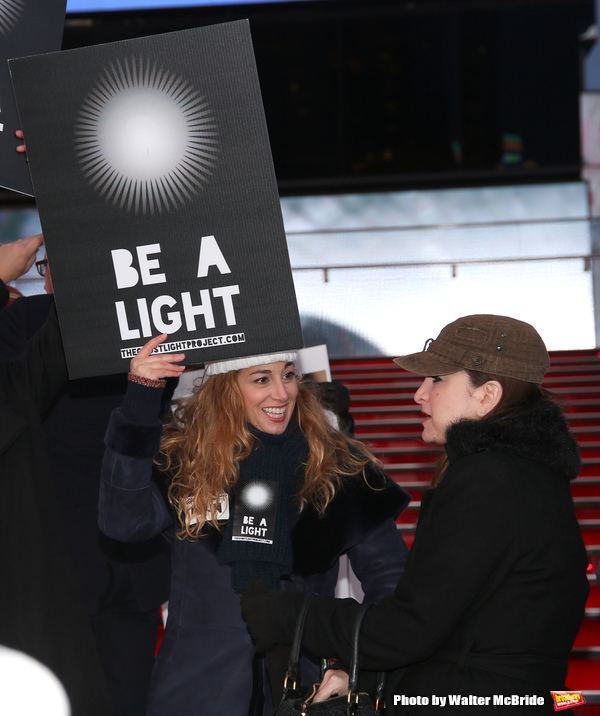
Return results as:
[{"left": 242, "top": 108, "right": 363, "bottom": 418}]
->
[
  {"left": 282, "top": 592, "right": 316, "bottom": 693},
  {"left": 348, "top": 603, "right": 387, "bottom": 712},
  {"left": 282, "top": 596, "right": 386, "bottom": 711},
  {"left": 348, "top": 602, "right": 372, "bottom": 693},
  {"left": 374, "top": 672, "right": 386, "bottom": 711}
]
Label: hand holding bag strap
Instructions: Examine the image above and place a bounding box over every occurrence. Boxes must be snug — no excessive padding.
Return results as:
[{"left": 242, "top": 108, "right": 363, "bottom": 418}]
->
[
  {"left": 282, "top": 593, "right": 316, "bottom": 695},
  {"left": 277, "top": 599, "right": 385, "bottom": 716}
]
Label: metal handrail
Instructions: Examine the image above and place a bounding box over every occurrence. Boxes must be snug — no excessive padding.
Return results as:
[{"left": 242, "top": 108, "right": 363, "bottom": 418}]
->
[
  {"left": 285, "top": 214, "right": 591, "bottom": 237},
  {"left": 291, "top": 253, "right": 600, "bottom": 282}
]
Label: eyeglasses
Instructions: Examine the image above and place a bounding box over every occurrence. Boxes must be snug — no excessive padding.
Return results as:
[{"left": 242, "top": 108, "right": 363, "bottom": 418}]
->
[{"left": 35, "top": 259, "right": 48, "bottom": 277}]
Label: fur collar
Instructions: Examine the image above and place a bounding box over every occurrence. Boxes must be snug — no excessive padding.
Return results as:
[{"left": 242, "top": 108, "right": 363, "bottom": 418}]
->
[{"left": 445, "top": 399, "right": 580, "bottom": 481}]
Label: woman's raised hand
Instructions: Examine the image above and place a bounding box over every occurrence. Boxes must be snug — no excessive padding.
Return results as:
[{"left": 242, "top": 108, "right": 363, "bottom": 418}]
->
[{"left": 130, "top": 333, "right": 186, "bottom": 381}]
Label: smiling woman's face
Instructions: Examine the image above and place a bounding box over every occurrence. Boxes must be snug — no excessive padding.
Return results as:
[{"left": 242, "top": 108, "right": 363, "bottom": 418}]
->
[
  {"left": 413, "top": 371, "right": 482, "bottom": 444},
  {"left": 237, "top": 361, "right": 299, "bottom": 434}
]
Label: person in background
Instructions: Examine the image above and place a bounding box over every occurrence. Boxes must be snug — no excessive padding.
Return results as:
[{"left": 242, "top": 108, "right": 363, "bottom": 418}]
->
[
  {"left": 311, "top": 379, "right": 355, "bottom": 437},
  {"left": 242, "top": 314, "right": 589, "bottom": 715},
  {"left": 0, "top": 233, "right": 43, "bottom": 307},
  {"left": 0, "top": 296, "right": 113, "bottom": 715},
  {"left": 0, "top": 250, "right": 171, "bottom": 716},
  {"left": 99, "top": 335, "right": 410, "bottom": 716}
]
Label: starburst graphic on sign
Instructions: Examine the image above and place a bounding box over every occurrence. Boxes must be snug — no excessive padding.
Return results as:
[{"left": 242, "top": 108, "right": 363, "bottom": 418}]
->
[
  {"left": 0, "top": 0, "right": 26, "bottom": 36},
  {"left": 239, "top": 482, "right": 274, "bottom": 512},
  {"left": 74, "top": 57, "right": 219, "bottom": 215}
]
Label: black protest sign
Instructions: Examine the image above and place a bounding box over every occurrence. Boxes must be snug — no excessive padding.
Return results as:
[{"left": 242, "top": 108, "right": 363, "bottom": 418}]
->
[
  {"left": 9, "top": 19, "right": 303, "bottom": 379},
  {"left": 232, "top": 481, "right": 279, "bottom": 544},
  {"left": 0, "top": 0, "right": 66, "bottom": 196}
]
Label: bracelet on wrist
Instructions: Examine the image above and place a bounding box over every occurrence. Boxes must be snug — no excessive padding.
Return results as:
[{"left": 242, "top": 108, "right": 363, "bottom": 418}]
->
[{"left": 127, "top": 372, "right": 167, "bottom": 389}]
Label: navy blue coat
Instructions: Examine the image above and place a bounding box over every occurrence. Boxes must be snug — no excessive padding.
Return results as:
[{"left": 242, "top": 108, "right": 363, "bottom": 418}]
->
[{"left": 99, "top": 380, "right": 410, "bottom": 716}]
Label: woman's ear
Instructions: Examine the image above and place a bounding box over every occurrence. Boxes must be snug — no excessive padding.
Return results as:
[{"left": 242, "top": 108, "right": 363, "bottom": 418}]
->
[{"left": 476, "top": 380, "right": 502, "bottom": 417}]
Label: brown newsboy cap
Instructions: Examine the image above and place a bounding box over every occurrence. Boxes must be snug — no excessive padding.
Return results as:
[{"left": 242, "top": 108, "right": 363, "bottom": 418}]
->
[{"left": 393, "top": 314, "right": 549, "bottom": 383}]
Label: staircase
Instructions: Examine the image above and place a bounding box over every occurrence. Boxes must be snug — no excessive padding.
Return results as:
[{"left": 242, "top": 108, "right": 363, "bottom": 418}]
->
[{"left": 331, "top": 351, "right": 600, "bottom": 708}]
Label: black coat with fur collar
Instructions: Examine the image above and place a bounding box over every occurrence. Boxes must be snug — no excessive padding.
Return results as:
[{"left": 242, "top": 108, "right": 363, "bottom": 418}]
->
[
  {"left": 243, "top": 398, "right": 590, "bottom": 714},
  {"left": 444, "top": 399, "right": 581, "bottom": 482}
]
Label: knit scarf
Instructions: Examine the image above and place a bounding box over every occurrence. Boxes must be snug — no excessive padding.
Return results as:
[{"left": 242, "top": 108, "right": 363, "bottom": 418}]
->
[{"left": 217, "top": 418, "right": 308, "bottom": 592}]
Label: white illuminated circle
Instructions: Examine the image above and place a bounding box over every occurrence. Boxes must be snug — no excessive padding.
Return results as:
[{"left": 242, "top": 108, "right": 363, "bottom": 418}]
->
[
  {"left": 0, "top": 0, "right": 25, "bottom": 36},
  {"left": 240, "top": 482, "right": 273, "bottom": 512},
  {"left": 74, "top": 57, "right": 219, "bottom": 214}
]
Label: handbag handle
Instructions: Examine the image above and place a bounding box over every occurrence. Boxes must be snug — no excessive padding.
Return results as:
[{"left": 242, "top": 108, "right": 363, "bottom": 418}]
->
[
  {"left": 347, "top": 602, "right": 371, "bottom": 694},
  {"left": 281, "top": 596, "right": 386, "bottom": 712},
  {"left": 282, "top": 597, "right": 374, "bottom": 693},
  {"left": 281, "top": 592, "right": 316, "bottom": 695},
  {"left": 348, "top": 604, "right": 387, "bottom": 713}
]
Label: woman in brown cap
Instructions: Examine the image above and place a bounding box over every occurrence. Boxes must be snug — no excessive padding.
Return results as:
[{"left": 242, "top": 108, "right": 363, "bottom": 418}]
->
[{"left": 242, "top": 314, "right": 590, "bottom": 714}]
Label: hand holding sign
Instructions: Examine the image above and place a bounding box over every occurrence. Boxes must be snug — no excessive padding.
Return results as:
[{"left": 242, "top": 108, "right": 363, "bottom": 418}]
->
[
  {"left": 15, "top": 130, "right": 26, "bottom": 155},
  {"left": 130, "top": 333, "right": 186, "bottom": 381}
]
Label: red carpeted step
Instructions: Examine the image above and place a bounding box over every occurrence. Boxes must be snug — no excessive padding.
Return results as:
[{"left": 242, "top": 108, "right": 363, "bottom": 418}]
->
[
  {"left": 570, "top": 478, "right": 600, "bottom": 499},
  {"left": 580, "top": 521, "right": 600, "bottom": 545},
  {"left": 573, "top": 611, "right": 600, "bottom": 648}
]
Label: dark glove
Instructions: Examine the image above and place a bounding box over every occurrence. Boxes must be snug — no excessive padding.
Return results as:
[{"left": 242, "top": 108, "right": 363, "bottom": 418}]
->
[{"left": 241, "top": 580, "right": 305, "bottom": 653}]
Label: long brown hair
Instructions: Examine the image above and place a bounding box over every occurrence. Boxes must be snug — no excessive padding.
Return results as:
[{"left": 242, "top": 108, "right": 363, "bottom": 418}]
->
[
  {"left": 431, "top": 370, "right": 555, "bottom": 487},
  {"left": 158, "top": 372, "right": 380, "bottom": 539}
]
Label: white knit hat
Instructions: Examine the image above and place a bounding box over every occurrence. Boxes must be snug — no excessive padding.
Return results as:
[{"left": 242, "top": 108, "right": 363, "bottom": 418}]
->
[{"left": 205, "top": 351, "right": 298, "bottom": 376}]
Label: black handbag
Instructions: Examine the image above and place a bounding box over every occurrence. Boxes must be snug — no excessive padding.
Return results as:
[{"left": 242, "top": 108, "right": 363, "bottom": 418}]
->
[{"left": 275, "top": 594, "right": 385, "bottom": 716}]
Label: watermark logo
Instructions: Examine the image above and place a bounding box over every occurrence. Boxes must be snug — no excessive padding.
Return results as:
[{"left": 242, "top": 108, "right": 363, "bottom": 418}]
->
[{"left": 551, "top": 692, "right": 586, "bottom": 711}]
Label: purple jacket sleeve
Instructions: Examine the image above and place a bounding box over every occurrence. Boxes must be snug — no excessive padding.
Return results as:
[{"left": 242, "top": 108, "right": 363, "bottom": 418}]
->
[
  {"left": 346, "top": 517, "right": 408, "bottom": 603},
  {"left": 99, "top": 381, "right": 174, "bottom": 542}
]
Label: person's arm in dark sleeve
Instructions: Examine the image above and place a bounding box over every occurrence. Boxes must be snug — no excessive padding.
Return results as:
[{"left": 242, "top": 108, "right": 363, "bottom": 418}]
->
[
  {"left": 0, "top": 279, "right": 8, "bottom": 309},
  {"left": 0, "top": 292, "right": 53, "bottom": 361},
  {"left": 4, "top": 304, "right": 68, "bottom": 414},
  {"left": 343, "top": 469, "right": 409, "bottom": 603},
  {"left": 243, "top": 458, "right": 517, "bottom": 671},
  {"left": 99, "top": 378, "right": 174, "bottom": 542},
  {"left": 346, "top": 517, "right": 408, "bottom": 603}
]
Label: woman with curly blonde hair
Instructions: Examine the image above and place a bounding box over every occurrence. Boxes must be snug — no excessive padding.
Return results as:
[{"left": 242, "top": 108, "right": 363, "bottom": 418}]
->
[{"left": 99, "top": 334, "right": 409, "bottom": 716}]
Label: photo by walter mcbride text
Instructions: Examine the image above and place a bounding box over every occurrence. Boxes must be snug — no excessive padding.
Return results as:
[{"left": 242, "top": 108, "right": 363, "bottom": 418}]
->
[{"left": 393, "top": 694, "right": 548, "bottom": 707}]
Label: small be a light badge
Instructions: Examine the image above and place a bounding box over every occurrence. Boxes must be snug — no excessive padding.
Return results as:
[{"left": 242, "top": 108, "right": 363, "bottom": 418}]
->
[{"left": 551, "top": 691, "right": 586, "bottom": 711}]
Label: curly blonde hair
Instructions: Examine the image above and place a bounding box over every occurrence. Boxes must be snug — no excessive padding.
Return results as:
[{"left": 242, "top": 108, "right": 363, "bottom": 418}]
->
[{"left": 158, "top": 372, "right": 381, "bottom": 539}]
